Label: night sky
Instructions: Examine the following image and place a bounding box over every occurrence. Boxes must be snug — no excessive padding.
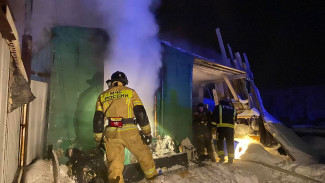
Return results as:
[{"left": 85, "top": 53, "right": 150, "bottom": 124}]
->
[{"left": 156, "top": 0, "right": 325, "bottom": 90}]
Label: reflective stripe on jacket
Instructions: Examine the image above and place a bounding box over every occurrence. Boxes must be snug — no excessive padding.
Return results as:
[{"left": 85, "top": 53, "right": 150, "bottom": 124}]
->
[
  {"left": 96, "top": 85, "right": 143, "bottom": 119},
  {"left": 212, "top": 103, "right": 236, "bottom": 128}
]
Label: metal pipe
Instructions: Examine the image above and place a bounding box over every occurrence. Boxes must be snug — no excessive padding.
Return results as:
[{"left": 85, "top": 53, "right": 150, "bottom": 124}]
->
[{"left": 19, "top": 104, "right": 28, "bottom": 167}]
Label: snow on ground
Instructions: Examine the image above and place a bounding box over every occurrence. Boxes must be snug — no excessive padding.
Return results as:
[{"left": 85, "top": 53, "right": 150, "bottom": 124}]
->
[
  {"left": 22, "top": 132, "right": 325, "bottom": 183},
  {"left": 259, "top": 112, "right": 325, "bottom": 182},
  {"left": 277, "top": 136, "right": 325, "bottom": 183},
  {"left": 146, "top": 161, "right": 312, "bottom": 183},
  {"left": 234, "top": 124, "right": 251, "bottom": 138},
  {"left": 239, "top": 142, "right": 284, "bottom": 166},
  {"left": 23, "top": 136, "right": 325, "bottom": 183},
  {"left": 151, "top": 162, "right": 259, "bottom": 183},
  {"left": 237, "top": 108, "right": 260, "bottom": 118},
  {"left": 148, "top": 135, "right": 324, "bottom": 183},
  {"left": 23, "top": 160, "right": 75, "bottom": 183},
  {"left": 264, "top": 112, "right": 319, "bottom": 163},
  {"left": 239, "top": 135, "right": 325, "bottom": 182},
  {"left": 152, "top": 135, "right": 176, "bottom": 158}
]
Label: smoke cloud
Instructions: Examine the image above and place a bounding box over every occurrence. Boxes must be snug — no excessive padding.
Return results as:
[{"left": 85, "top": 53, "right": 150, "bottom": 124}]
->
[
  {"left": 97, "top": 0, "right": 162, "bottom": 126},
  {"left": 11, "top": 0, "right": 161, "bottom": 129}
]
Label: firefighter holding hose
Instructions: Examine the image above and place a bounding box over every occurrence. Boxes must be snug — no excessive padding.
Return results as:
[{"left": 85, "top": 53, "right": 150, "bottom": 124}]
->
[{"left": 93, "top": 71, "right": 157, "bottom": 182}]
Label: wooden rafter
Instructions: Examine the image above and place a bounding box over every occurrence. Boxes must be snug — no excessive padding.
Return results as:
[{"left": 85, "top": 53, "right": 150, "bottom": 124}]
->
[
  {"left": 1, "top": 5, "right": 28, "bottom": 81},
  {"left": 223, "top": 75, "right": 239, "bottom": 101}
]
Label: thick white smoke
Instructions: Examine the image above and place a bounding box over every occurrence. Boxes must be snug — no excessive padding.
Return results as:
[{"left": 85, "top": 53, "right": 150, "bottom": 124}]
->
[
  {"left": 97, "top": 0, "right": 162, "bottom": 127},
  {"left": 11, "top": 0, "right": 161, "bottom": 129}
]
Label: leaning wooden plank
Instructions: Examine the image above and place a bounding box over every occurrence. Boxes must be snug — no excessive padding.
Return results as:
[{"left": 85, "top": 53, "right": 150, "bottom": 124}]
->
[
  {"left": 212, "top": 89, "right": 219, "bottom": 105},
  {"left": 223, "top": 75, "right": 239, "bottom": 101},
  {"left": 270, "top": 132, "right": 295, "bottom": 161},
  {"left": 214, "top": 82, "right": 225, "bottom": 98}
]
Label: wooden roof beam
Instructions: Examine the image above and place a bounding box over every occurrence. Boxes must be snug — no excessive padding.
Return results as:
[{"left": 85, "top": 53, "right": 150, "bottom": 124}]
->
[{"left": 223, "top": 75, "right": 239, "bottom": 101}]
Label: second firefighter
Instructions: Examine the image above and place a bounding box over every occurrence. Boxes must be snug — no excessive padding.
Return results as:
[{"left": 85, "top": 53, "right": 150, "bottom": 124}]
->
[
  {"left": 193, "top": 103, "right": 216, "bottom": 162},
  {"left": 212, "top": 98, "right": 237, "bottom": 164}
]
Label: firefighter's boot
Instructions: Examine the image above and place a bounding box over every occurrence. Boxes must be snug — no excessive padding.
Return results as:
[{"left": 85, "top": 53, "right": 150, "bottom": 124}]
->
[
  {"left": 218, "top": 156, "right": 225, "bottom": 163},
  {"left": 228, "top": 158, "right": 233, "bottom": 164}
]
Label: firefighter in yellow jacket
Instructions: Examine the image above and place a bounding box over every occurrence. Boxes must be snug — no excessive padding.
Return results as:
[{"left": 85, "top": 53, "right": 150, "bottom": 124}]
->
[{"left": 93, "top": 71, "right": 157, "bottom": 182}]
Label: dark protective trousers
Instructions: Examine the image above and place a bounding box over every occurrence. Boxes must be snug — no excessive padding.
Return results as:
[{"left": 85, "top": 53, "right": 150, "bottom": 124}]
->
[
  {"left": 195, "top": 133, "right": 216, "bottom": 161},
  {"left": 217, "top": 127, "right": 234, "bottom": 159}
]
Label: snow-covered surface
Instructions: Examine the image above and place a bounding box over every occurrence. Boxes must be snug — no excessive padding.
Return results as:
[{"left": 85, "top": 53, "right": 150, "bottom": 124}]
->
[
  {"left": 237, "top": 108, "right": 260, "bottom": 117},
  {"left": 235, "top": 134, "right": 325, "bottom": 182},
  {"left": 144, "top": 161, "right": 314, "bottom": 183},
  {"left": 280, "top": 163, "right": 325, "bottom": 182},
  {"left": 253, "top": 83, "right": 319, "bottom": 163},
  {"left": 239, "top": 98, "right": 249, "bottom": 104},
  {"left": 250, "top": 83, "right": 325, "bottom": 181},
  {"left": 239, "top": 142, "right": 284, "bottom": 165},
  {"left": 264, "top": 112, "right": 318, "bottom": 164},
  {"left": 151, "top": 135, "right": 325, "bottom": 182},
  {"left": 149, "top": 162, "right": 260, "bottom": 183},
  {"left": 234, "top": 124, "right": 251, "bottom": 138},
  {"left": 258, "top": 104, "right": 325, "bottom": 182},
  {"left": 23, "top": 160, "right": 75, "bottom": 183},
  {"left": 232, "top": 96, "right": 249, "bottom": 104},
  {"left": 153, "top": 135, "right": 176, "bottom": 158},
  {"left": 180, "top": 137, "right": 194, "bottom": 149},
  {"left": 23, "top": 135, "right": 325, "bottom": 183}
]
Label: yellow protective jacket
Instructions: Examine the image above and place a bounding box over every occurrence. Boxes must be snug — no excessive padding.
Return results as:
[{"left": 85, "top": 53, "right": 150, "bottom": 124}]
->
[{"left": 94, "top": 85, "right": 151, "bottom": 135}]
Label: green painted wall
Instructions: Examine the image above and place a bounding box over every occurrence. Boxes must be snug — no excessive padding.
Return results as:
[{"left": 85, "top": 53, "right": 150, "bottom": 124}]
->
[
  {"left": 157, "top": 44, "right": 194, "bottom": 144},
  {"left": 47, "top": 27, "right": 194, "bottom": 163},
  {"left": 47, "top": 27, "right": 107, "bottom": 161}
]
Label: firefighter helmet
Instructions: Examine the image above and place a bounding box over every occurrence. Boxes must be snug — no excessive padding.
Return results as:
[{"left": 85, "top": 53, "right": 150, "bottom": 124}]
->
[{"left": 106, "top": 71, "right": 128, "bottom": 85}]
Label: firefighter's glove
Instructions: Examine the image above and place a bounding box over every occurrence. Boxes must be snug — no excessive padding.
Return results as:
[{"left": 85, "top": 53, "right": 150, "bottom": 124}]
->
[
  {"left": 94, "top": 133, "right": 103, "bottom": 142},
  {"left": 97, "top": 140, "right": 105, "bottom": 152},
  {"left": 144, "top": 134, "right": 152, "bottom": 145},
  {"left": 94, "top": 133, "right": 105, "bottom": 152},
  {"left": 140, "top": 132, "right": 152, "bottom": 145}
]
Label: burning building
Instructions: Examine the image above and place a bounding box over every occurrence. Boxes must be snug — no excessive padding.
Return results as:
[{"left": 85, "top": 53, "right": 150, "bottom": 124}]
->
[{"left": 1, "top": 0, "right": 318, "bottom": 182}]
